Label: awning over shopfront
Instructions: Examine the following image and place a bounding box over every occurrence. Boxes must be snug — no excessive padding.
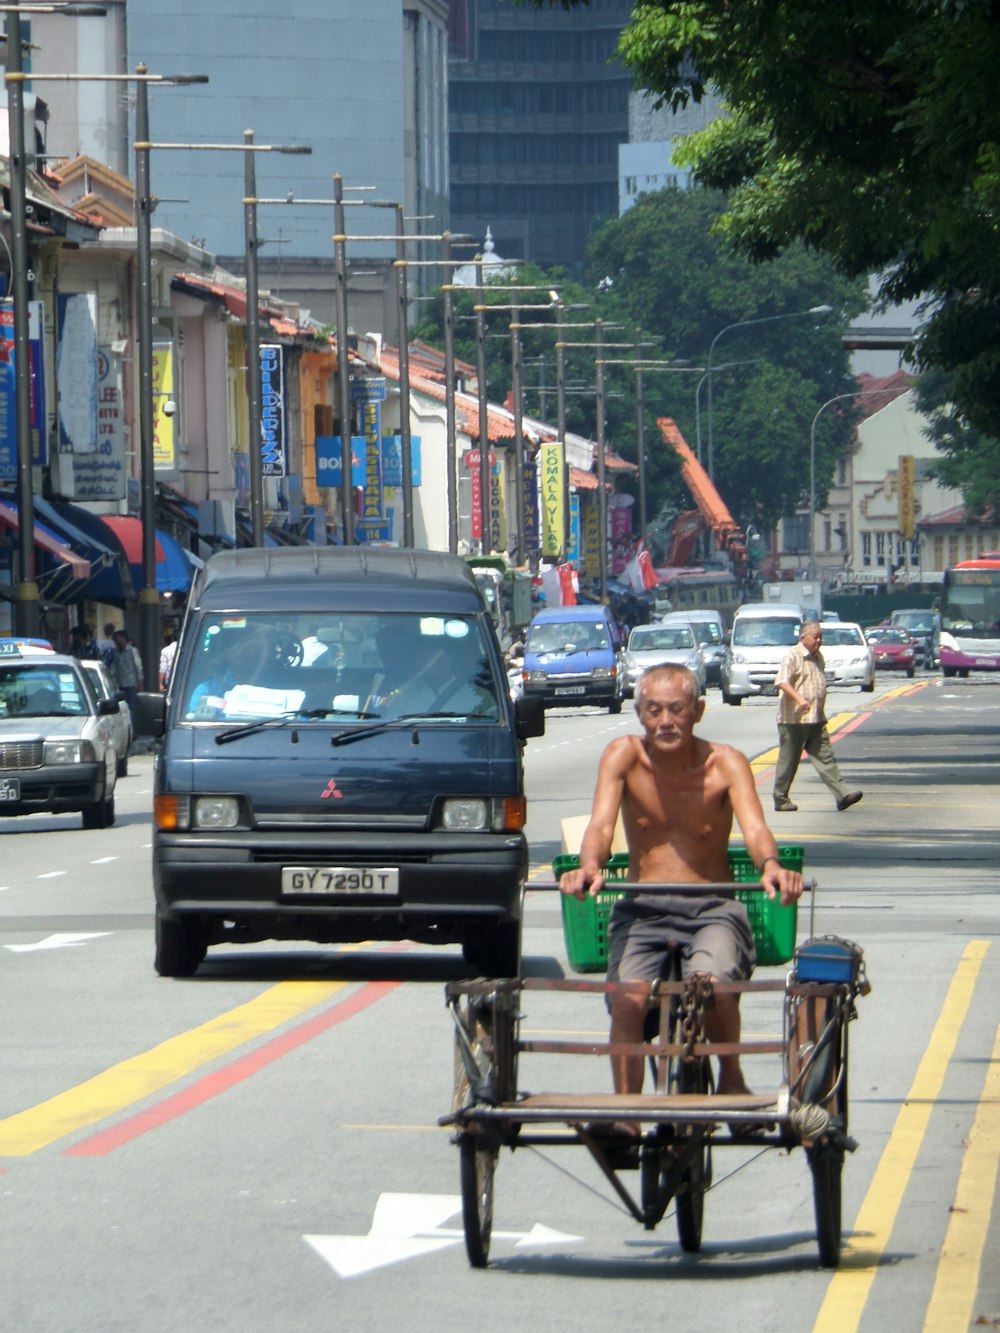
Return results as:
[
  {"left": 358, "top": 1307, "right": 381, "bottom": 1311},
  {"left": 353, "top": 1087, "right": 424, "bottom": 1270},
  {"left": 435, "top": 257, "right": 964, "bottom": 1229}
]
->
[
  {"left": 0, "top": 499, "right": 91, "bottom": 580},
  {"left": 95, "top": 515, "right": 195, "bottom": 594},
  {"left": 47, "top": 504, "right": 195, "bottom": 602}
]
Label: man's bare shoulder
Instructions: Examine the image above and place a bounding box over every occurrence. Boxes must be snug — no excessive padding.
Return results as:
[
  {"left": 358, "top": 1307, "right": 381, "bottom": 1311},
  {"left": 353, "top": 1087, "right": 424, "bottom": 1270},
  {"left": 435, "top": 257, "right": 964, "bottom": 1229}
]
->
[
  {"left": 602, "top": 733, "right": 646, "bottom": 770},
  {"left": 700, "top": 737, "right": 753, "bottom": 776}
]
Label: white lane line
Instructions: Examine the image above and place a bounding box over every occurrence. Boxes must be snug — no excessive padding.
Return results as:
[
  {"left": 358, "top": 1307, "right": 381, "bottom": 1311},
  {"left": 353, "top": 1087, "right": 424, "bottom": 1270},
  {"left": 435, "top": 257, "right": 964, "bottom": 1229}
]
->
[
  {"left": 91, "top": 857, "right": 118, "bottom": 864},
  {"left": 37, "top": 871, "right": 66, "bottom": 880}
]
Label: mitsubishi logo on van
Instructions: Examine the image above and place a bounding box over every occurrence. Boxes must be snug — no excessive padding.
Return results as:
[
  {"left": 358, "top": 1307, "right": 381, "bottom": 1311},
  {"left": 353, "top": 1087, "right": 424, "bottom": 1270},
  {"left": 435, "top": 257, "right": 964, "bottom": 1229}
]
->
[{"left": 321, "top": 779, "right": 344, "bottom": 800}]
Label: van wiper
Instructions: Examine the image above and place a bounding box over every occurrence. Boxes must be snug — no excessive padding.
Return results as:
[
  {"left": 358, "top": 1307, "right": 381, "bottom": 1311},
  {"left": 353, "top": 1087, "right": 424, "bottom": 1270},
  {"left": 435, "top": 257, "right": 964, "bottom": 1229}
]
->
[
  {"left": 215, "top": 706, "right": 378, "bottom": 745},
  {"left": 330, "top": 711, "right": 479, "bottom": 747}
]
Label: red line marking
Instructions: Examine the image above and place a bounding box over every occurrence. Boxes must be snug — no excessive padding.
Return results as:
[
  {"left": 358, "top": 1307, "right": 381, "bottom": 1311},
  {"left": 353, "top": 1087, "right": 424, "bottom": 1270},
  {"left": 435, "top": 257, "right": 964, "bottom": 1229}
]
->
[
  {"left": 63, "top": 981, "right": 399, "bottom": 1157},
  {"left": 831, "top": 711, "right": 871, "bottom": 740}
]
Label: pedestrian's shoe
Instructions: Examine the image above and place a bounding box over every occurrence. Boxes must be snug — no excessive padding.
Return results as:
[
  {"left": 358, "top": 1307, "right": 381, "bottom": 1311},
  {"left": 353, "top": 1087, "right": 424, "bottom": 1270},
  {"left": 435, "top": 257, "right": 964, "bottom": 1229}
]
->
[
  {"left": 837, "top": 791, "right": 863, "bottom": 812},
  {"left": 774, "top": 800, "right": 798, "bottom": 812}
]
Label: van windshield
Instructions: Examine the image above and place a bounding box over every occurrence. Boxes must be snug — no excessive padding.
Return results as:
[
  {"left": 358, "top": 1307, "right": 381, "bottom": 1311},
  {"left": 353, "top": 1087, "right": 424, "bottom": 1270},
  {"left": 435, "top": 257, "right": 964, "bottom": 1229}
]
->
[
  {"left": 176, "top": 611, "right": 501, "bottom": 724},
  {"left": 732, "top": 617, "right": 801, "bottom": 648},
  {"left": 527, "top": 621, "right": 610, "bottom": 655}
]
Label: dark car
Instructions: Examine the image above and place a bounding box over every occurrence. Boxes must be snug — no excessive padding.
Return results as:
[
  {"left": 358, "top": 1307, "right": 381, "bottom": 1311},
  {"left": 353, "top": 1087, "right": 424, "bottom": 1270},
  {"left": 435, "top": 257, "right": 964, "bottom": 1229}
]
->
[
  {"left": 888, "top": 609, "right": 940, "bottom": 667},
  {"left": 143, "top": 547, "right": 545, "bottom": 979},
  {"left": 0, "top": 644, "right": 120, "bottom": 826},
  {"left": 866, "top": 627, "right": 916, "bottom": 676}
]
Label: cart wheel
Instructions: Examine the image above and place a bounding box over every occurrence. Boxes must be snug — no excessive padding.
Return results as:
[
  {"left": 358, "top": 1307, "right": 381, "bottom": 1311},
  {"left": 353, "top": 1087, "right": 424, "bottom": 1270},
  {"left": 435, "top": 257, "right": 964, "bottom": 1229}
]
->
[
  {"left": 460, "top": 1133, "right": 498, "bottom": 1268},
  {"left": 795, "top": 995, "right": 848, "bottom": 1129},
  {"left": 809, "top": 1143, "right": 844, "bottom": 1267},
  {"left": 675, "top": 1058, "right": 712, "bottom": 1253}
]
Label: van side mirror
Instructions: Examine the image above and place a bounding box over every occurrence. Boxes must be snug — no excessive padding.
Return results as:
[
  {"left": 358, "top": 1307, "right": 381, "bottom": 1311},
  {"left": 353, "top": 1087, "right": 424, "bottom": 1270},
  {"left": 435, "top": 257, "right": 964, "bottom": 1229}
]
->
[{"left": 514, "top": 693, "right": 545, "bottom": 741}]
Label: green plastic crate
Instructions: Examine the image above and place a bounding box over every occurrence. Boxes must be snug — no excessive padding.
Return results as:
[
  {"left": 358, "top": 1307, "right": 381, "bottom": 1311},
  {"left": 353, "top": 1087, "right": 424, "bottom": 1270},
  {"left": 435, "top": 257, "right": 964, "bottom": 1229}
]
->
[{"left": 555, "top": 845, "right": 803, "bottom": 973}]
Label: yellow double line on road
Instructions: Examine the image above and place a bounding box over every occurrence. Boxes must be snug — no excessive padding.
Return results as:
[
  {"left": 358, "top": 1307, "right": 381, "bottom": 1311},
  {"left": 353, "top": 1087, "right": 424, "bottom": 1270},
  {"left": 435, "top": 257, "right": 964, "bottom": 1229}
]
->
[
  {"left": 0, "top": 980, "right": 345, "bottom": 1157},
  {"left": 814, "top": 940, "right": 991, "bottom": 1332}
]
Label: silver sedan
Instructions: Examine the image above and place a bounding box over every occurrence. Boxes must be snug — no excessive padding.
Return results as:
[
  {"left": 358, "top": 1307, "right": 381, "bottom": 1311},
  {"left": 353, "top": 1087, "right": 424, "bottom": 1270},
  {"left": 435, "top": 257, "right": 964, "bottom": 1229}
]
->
[{"left": 623, "top": 624, "right": 707, "bottom": 697}]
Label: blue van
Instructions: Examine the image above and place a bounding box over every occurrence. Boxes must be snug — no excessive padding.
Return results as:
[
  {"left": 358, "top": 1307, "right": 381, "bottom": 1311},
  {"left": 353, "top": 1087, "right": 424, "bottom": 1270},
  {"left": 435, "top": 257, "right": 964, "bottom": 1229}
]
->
[
  {"left": 140, "top": 547, "right": 545, "bottom": 978},
  {"left": 522, "top": 604, "right": 625, "bottom": 713}
]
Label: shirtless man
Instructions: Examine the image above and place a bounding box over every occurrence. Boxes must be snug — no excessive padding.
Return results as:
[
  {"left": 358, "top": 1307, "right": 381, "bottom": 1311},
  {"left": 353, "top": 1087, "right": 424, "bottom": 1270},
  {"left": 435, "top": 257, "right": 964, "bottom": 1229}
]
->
[{"left": 560, "top": 664, "right": 802, "bottom": 1099}]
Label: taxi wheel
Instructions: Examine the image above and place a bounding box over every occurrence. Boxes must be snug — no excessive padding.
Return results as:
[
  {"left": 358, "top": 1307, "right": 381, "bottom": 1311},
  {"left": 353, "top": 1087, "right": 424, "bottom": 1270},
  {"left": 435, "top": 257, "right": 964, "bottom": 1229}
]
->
[{"left": 82, "top": 793, "right": 115, "bottom": 830}]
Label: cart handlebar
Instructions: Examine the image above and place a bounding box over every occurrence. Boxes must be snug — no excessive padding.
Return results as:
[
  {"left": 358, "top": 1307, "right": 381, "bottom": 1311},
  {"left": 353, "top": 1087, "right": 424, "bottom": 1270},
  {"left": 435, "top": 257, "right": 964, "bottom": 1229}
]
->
[{"left": 528, "top": 878, "right": 816, "bottom": 895}]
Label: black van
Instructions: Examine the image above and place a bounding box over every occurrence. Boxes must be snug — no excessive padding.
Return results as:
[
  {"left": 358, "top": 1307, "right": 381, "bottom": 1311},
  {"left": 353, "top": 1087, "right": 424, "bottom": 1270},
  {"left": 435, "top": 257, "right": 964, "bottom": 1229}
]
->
[{"left": 142, "top": 548, "right": 544, "bottom": 978}]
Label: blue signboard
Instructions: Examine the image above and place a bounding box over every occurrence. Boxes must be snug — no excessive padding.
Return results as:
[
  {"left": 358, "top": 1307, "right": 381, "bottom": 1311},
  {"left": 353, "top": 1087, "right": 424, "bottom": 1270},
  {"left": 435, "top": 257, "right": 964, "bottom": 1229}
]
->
[
  {"left": 350, "top": 376, "right": 387, "bottom": 402},
  {"left": 568, "top": 494, "right": 580, "bottom": 565},
  {"left": 0, "top": 300, "right": 47, "bottom": 478},
  {"left": 315, "top": 435, "right": 365, "bottom": 487},
  {"left": 260, "top": 343, "right": 286, "bottom": 477},
  {"left": 381, "top": 435, "right": 422, "bottom": 488}
]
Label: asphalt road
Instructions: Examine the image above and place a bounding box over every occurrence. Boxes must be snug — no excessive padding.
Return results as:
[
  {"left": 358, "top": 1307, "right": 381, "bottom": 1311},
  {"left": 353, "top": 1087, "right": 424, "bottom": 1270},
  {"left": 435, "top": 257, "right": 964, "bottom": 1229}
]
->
[{"left": 1, "top": 672, "right": 997, "bottom": 1332}]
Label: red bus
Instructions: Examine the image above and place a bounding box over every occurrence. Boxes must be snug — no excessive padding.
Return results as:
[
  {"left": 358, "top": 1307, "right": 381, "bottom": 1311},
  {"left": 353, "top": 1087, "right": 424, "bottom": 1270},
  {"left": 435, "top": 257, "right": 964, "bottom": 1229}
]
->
[{"left": 939, "top": 555, "right": 1000, "bottom": 675}]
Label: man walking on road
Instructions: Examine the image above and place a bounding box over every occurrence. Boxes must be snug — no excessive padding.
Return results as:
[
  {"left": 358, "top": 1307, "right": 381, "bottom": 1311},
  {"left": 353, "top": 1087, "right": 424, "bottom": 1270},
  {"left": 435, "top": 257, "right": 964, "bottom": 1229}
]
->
[{"left": 773, "top": 621, "right": 863, "bottom": 813}]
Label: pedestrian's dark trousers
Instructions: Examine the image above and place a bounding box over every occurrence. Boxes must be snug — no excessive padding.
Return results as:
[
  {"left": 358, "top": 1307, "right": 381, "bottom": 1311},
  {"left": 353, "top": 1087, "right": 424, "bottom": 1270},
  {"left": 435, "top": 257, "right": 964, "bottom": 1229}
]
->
[{"left": 774, "top": 722, "right": 850, "bottom": 805}]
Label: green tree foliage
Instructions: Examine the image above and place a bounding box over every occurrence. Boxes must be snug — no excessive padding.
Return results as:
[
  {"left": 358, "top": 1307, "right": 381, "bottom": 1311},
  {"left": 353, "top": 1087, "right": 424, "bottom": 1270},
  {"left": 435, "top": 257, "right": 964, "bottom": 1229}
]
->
[
  {"left": 413, "top": 191, "right": 868, "bottom": 534},
  {"left": 585, "top": 189, "right": 867, "bottom": 531},
  {"left": 606, "top": 0, "right": 1000, "bottom": 512}
]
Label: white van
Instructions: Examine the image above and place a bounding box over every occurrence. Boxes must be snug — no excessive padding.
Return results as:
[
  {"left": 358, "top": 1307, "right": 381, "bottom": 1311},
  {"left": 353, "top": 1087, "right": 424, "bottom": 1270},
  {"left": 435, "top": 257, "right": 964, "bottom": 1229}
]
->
[
  {"left": 719, "top": 602, "right": 804, "bottom": 705},
  {"left": 657, "top": 609, "right": 727, "bottom": 685}
]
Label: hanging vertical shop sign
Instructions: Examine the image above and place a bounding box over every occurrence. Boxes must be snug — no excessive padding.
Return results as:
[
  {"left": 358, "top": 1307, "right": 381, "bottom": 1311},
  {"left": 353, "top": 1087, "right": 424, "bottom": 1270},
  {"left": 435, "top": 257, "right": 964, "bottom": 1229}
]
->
[
  {"left": 352, "top": 379, "right": 390, "bottom": 543},
  {"left": 260, "top": 344, "right": 286, "bottom": 477},
  {"left": 489, "top": 454, "right": 508, "bottom": 554},
  {"left": 521, "top": 459, "right": 538, "bottom": 553},
  {"left": 898, "top": 454, "right": 915, "bottom": 542},
  {"left": 539, "top": 442, "right": 565, "bottom": 556},
  {"left": 152, "top": 342, "right": 177, "bottom": 471},
  {"left": 465, "top": 448, "right": 496, "bottom": 542},
  {"left": 0, "top": 299, "right": 46, "bottom": 478},
  {"left": 580, "top": 499, "right": 602, "bottom": 579},
  {"left": 568, "top": 494, "right": 580, "bottom": 565},
  {"left": 55, "top": 292, "right": 97, "bottom": 459}
]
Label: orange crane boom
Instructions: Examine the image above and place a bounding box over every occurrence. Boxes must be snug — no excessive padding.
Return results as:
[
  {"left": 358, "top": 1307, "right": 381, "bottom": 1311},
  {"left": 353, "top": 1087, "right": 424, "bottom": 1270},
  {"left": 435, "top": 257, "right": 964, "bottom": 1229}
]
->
[{"left": 657, "top": 417, "right": 748, "bottom": 574}]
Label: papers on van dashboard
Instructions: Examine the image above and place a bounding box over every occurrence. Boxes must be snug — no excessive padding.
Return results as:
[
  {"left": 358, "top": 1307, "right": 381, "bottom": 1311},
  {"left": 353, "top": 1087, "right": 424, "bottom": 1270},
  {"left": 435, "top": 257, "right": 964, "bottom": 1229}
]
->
[{"left": 222, "top": 684, "right": 307, "bottom": 718}]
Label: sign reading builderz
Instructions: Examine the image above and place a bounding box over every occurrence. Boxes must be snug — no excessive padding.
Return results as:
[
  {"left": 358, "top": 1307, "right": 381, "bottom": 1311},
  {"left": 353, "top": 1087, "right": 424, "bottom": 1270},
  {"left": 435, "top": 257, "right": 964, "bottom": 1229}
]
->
[{"left": 260, "top": 344, "right": 286, "bottom": 477}]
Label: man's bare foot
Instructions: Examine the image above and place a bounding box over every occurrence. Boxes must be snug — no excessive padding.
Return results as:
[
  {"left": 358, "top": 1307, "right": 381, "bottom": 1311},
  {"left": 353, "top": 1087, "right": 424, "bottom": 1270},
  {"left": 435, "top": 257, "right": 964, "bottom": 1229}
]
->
[{"left": 715, "top": 1075, "right": 753, "bottom": 1097}]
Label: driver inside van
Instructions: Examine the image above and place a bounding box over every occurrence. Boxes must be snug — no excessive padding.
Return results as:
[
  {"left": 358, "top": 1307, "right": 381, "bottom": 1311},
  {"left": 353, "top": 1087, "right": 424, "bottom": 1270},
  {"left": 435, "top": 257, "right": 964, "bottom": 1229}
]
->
[{"left": 185, "top": 627, "right": 274, "bottom": 719}]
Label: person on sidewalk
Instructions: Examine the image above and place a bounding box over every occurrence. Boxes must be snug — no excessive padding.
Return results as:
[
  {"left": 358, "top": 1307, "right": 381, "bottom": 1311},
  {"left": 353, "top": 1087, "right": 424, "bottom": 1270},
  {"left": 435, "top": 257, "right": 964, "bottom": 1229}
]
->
[
  {"left": 773, "top": 621, "right": 863, "bottom": 813},
  {"left": 111, "top": 630, "right": 143, "bottom": 714}
]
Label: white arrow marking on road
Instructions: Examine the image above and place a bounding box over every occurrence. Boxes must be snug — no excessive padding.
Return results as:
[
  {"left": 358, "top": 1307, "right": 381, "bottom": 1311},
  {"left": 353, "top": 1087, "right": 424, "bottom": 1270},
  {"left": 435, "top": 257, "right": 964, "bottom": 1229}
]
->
[
  {"left": 5, "top": 932, "right": 111, "bottom": 953},
  {"left": 304, "top": 1192, "right": 583, "bottom": 1278}
]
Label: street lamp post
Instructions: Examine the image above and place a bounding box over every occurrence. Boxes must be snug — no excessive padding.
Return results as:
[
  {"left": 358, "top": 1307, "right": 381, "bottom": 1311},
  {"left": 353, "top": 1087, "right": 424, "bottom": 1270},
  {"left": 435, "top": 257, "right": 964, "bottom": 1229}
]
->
[
  {"left": 140, "top": 132, "right": 310, "bottom": 549},
  {"left": 809, "top": 386, "right": 903, "bottom": 580},
  {"left": 707, "top": 305, "right": 833, "bottom": 481}
]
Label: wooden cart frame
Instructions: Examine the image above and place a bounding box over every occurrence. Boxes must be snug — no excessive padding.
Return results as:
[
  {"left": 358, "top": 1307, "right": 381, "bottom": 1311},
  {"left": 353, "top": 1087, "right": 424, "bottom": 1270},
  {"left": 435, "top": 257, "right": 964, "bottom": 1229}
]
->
[{"left": 441, "top": 945, "right": 868, "bottom": 1269}]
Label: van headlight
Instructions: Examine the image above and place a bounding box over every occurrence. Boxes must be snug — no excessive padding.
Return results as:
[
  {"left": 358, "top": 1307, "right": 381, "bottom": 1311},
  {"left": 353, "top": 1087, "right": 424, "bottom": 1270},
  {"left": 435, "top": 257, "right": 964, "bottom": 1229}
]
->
[
  {"left": 44, "top": 739, "right": 96, "bottom": 764},
  {"left": 154, "top": 794, "right": 240, "bottom": 831},
  {"left": 193, "top": 796, "right": 240, "bottom": 829},
  {"left": 524, "top": 669, "right": 547, "bottom": 683},
  {"left": 732, "top": 652, "right": 748, "bottom": 665},
  {"left": 591, "top": 666, "right": 616, "bottom": 679},
  {"left": 441, "top": 796, "right": 526, "bottom": 832}
]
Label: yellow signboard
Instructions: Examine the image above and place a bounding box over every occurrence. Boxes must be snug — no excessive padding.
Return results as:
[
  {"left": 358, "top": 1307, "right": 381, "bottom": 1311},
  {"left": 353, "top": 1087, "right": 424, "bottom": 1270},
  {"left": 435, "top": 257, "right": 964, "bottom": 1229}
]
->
[
  {"left": 898, "top": 454, "right": 915, "bottom": 541},
  {"left": 539, "top": 442, "right": 565, "bottom": 556},
  {"left": 152, "top": 343, "right": 176, "bottom": 470}
]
